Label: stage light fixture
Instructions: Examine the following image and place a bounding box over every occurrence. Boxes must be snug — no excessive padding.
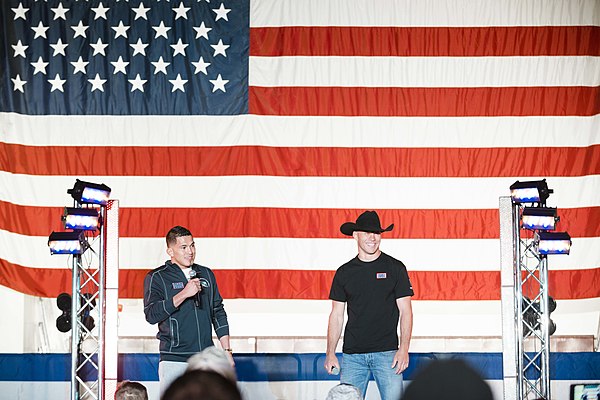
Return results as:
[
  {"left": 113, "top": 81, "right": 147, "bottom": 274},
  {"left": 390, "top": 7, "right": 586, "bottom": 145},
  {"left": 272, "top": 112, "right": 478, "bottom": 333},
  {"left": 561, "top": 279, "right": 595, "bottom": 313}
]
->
[
  {"left": 63, "top": 207, "right": 100, "bottom": 231},
  {"left": 48, "top": 231, "right": 86, "bottom": 255},
  {"left": 67, "top": 179, "right": 111, "bottom": 205},
  {"left": 521, "top": 207, "right": 558, "bottom": 230},
  {"left": 56, "top": 292, "right": 72, "bottom": 332},
  {"left": 510, "top": 179, "right": 552, "bottom": 204},
  {"left": 537, "top": 231, "right": 572, "bottom": 255}
]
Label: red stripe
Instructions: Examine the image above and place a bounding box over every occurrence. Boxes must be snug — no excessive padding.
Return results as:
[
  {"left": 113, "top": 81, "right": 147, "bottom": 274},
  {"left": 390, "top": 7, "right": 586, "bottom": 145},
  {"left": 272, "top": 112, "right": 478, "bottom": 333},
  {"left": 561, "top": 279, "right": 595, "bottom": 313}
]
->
[
  {"left": 249, "top": 86, "right": 600, "bottom": 117},
  {"left": 2, "top": 259, "right": 598, "bottom": 300},
  {"left": 3, "top": 202, "right": 599, "bottom": 239},
  {"left": 2, "top": 142, "right": 599, "bottom": 177},
  {"left": 250, "top": 26, "right": 600, "bottom": 57}
]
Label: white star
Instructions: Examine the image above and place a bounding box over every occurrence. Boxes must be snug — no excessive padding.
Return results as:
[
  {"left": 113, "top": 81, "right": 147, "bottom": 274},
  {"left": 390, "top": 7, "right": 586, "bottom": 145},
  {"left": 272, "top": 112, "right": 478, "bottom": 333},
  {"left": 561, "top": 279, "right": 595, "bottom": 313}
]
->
[
  {"left": 90, "top": 38, "right": 108, "bottom": 56},
  {"left": 130, "top": 38, "right": 149, "bottom": 56},
  {"left": 152, "top": 21, "right": 171, "bottom": 39},
  {"left": 71, "top": 21, "right": 88, "bottom": 38},
  {"left": 48, "top": 73, "right": 67, "bottom": 93},
  {"left": 12, "top": 3, "right": 29, "bottom": 20},
  {"left": 91, "top": 3, "right": 110, "bottom": 20},
  {"left": 151, "top": 56, "right": 170, "bottom": 75},
  {"left": 212, "top": 3, "right": 231, "bottom": 21},
  {"left": 51, "top": 3, "right": 69, "bottom": 20},
  {"left": 112, "top": 21, "right": 130, "bottom": 39},
  {"left": 210, "top": 39, "right": 229, "bottom": 57},
  {"left": 12, "top": 40, "right": 28, "bottom": 58},
  {"left": 11, "top": 74, "right": 27, "bottom": 93},
  {"left": 128, "top": 74, "right": 147, "bottom": 92},
  {"left": 111, "top": 56, "right": 129, "bottom": 75},
  {"left": 71, "top": 56, "right": 89, "bottom": 74},
  {"left": 132, "top": 3, "right": 150, "bottom": 20},
  {"left": 209, "top": 74, "right": 228, "bottom": 93},
  {"left": 31, "top": 56, "right": 49, "bottom": 75},
  {"left": 173, "top": 2, "right": 190, "bottom": 20},
  {"left": 88, "top": 74, "right": 107, "bottom": 92},
  {"left": 169, "top": 73, "right": 188, "bottom": 92},
  {"left": 50, "top": 38, "right": 68, "bottom": 56},
  {"left": 191, "top": 56, "right": 210, "bottom": 75},
  {"left": 193, "top": 22, "right": 212, "bottom": 40},
  {"left": 31, "top": 22, "right": 49, "bottom": 39},
  {"left": 170, "top": 38, "right": 188, "bottom": 57}
]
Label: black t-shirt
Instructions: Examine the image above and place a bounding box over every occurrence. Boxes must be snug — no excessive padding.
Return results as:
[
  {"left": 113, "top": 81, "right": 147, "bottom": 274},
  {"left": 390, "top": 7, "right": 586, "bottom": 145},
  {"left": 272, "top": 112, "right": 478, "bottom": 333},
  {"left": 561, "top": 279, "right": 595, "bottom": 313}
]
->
[{"left": 329, "top": 252, "right": 414, "bottom": 354}]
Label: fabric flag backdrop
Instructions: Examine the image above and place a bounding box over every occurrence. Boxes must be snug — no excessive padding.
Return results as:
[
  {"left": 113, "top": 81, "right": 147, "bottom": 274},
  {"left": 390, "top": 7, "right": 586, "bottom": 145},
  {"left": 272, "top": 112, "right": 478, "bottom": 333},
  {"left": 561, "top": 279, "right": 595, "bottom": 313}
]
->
[{"left": 0, "top": 0, "right": 599, "bottom": 338}]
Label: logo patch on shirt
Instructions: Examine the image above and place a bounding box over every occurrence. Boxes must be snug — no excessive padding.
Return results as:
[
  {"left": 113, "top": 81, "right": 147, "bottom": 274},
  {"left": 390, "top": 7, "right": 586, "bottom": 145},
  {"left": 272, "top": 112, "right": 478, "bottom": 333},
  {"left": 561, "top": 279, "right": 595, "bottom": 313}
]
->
[
  {"left": 376, "top": 272, "right": 387, "bottom": 279},
  {"left": 172, "top": 282, "right": 185, "bottom": 289}
]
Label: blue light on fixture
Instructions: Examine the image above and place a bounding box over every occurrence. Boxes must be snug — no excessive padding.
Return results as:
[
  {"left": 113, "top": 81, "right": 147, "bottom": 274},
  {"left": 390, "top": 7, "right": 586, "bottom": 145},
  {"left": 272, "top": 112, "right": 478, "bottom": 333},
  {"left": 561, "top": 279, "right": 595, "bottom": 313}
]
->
[
  {"left": 510, "top": 179, "right": 552, "bottom": 204},
  {"left": 537, "top": 231, "right": 572, "bottom": 255},
  {"left": 521, "top": 207, "right": 558, "bottom": 230},
  {"left": 67, "top": 179, "right": 111, "bottom": 205},
  {"left": 48, "top": 231, "right": 85, "bottom": 255},
  {"left": 63, "top": 207, "right": 100, "bottom": 231}
]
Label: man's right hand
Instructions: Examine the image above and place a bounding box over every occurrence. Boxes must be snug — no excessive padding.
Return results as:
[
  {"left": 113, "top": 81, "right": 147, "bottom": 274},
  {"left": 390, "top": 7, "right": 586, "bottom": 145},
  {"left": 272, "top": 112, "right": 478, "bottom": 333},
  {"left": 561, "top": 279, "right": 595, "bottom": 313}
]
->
[{"left": 173, "top": 278, "right": 201, "bottom": 307}]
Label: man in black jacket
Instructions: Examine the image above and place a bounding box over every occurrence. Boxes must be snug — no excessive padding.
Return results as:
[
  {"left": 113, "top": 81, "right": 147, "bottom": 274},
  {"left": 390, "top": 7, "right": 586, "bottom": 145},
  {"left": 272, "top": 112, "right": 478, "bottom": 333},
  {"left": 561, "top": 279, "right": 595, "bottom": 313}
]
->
[{"left": 143, "top": 225, "right": 232, "bottom": 396}]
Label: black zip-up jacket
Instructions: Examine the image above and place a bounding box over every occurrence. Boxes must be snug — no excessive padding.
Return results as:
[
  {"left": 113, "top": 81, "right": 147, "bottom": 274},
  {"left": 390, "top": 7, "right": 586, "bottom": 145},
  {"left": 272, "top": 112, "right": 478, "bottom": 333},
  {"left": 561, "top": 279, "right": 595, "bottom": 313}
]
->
[{"left": 143, "top": 260, "right": 230, "bottom": 362}]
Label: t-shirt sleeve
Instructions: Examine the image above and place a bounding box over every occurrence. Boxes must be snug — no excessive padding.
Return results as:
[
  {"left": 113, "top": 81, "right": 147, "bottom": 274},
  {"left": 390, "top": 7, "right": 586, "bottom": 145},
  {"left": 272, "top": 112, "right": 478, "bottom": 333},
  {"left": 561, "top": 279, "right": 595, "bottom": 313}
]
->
[
  {"left": 395, "top": 263, "right": 415, "bottom": 298},
  {"left": 329, "top": 269, "right": 346, "bottom": 302}
]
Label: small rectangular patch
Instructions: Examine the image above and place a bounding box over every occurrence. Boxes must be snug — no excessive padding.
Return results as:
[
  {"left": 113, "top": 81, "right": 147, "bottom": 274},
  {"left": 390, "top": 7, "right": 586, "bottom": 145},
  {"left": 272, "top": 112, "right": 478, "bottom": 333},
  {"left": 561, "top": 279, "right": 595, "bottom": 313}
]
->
[
  {"left": 376, "top": 272, "right": 387, "bottom": 279},
  {"left": 172, "top": 282, "right": 185, "bottom": 289}
]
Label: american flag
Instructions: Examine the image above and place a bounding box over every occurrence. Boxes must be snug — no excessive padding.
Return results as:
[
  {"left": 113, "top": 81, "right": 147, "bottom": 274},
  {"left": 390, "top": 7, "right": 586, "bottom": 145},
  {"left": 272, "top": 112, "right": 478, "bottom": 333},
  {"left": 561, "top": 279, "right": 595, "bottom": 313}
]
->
[{"left": 1, "top": 0, "right": 599, "bottom": 337}]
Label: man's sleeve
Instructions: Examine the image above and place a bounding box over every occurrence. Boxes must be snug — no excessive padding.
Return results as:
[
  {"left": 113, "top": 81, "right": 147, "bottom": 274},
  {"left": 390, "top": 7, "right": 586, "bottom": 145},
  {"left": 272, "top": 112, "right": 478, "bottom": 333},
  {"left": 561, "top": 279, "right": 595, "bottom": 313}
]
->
[
  {"left": 209, "top": 269, "right": 230, "bottom": 338},
  {"left": 329, "top": 269, "right": 346, "bottom": 302},
  {"left": 395, "top": 263, "right": 415, "bottom": 298},
  {"left": 143, "top": 271, "right": 178, "bottom": 325}
]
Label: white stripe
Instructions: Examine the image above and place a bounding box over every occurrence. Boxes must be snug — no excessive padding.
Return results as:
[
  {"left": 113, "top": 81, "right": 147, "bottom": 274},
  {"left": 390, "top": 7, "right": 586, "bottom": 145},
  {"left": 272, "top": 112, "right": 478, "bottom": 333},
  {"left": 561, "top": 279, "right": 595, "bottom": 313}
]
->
[
  {"left": 250, "top": 56, "right": 600, "bottom": 87},
  {"left": 3, "top": 112, "right": 599, "bottom": 148},
  {"left": 251, "top": 0, "right": 600, "bottom": 27},
  {"left": 1, "top": 172, "right": 599, "bottom": 209},
  {"left": 2, "top": 231, "right": 597, "bottom": 272}
]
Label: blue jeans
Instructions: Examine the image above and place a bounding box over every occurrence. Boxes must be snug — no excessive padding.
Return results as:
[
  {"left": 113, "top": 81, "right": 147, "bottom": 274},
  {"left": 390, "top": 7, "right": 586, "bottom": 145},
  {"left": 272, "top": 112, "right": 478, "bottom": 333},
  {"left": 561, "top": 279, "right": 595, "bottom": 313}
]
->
[{"left": 341, "top": 351, "right": 403, "bottom": 400}]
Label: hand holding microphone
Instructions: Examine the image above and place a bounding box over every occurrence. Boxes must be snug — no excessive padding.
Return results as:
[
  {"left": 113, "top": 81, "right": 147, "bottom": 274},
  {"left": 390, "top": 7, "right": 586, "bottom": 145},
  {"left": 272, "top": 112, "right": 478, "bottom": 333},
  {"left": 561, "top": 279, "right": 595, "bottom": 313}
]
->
[{"left": 189, "top": 269, "right": 202, "bottom": 307}]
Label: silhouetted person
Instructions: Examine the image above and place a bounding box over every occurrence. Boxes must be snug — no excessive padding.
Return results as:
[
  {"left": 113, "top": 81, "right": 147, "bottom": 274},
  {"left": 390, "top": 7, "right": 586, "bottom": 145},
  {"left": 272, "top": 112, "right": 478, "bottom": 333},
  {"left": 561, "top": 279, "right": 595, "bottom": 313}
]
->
[
  {"left": 326, "top": 383, "right": 363, "bottom": 400},
  {"left": 162, "top": 370, "right": 242, "bottom": 400},
  {"left": 115, "top": 381, "right": 148, "bottom": 400}
]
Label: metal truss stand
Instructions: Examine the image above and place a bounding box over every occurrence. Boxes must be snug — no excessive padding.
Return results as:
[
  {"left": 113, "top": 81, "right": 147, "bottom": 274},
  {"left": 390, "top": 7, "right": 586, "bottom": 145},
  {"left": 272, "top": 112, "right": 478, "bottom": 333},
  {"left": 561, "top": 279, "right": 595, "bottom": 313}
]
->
[
  {"left": 500, "top": 197, "right": 552, "bottom": 400},
  {"left": 69, "top": 200, "right": 119, "bottom": 400}
]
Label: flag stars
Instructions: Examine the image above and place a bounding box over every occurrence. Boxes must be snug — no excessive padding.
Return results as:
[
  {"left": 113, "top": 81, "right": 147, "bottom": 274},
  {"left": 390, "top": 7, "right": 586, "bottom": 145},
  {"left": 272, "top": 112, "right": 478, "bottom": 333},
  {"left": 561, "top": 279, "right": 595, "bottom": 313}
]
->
[
  {"left": 11, "top": 74, "right": 27, "bottom": 93},
  {"left": 193, "top": 22, "right": 212, "bottom": 40},
  {"left": 71, "top": 21, "right": 88, "bottom": 38},
  {"left": 211, "top": 39, "right": 229, "bottom": 57},
  {"left": 91, "top": 3, "right": 110, "bottom": 20},
  {"left": 12, "top": 3, "right": 29, "bottom": 20},
  {"left": 48, "top": 74, "right": 67, "bottom": 92},
  {"left": 209, "top": 74, "right": 228, "bottom": 92},
  {"left": 91, "top": 38, "right": 109, "bottom": 56},
  {"left": 152, "top": 21, "right": 171, "bottom": 39},
  {"left": 112, "top": 21, "right": 130, "bottom": 39},
  {"left": 132, "top": 3, "right": 150, "bottom": 20},
  {"left": 151, "top": 56, "right": 170, "bottom": 75},
  {"left": 192, "top": 56, "right": 210, "bottom": 75},
  {"left": 171, "top": 38, "right": 188, "bottom": 57},
  {"left": 12, "top": 40, "right": 28, "bottom": 58},
  {"left": 50, "top": 38, "right": 68, "bottom": 56},
  {"left": 169, "top": 74, "right": 188, "bottom": 92},
  {"left": 111, "top": 56, "right": 129, "bottom": 75},
  {"left": 71, "top": 56, "right": 89, "bottom": 74},
  {"left": 212, "top": 3, "right": 231, "bottom": 21},
  {"left": 128, "top": 74, "right": 147, "bottom": 92},
  {"left": 130, "top": 39, "right": 149, "bottom": 56},
  {"left": 173, "top": 3, "right": 191, "bottom": 20},
  {"left": 31, "top": 56, "right": 49, "bottom": 75},
  {"left": 51, "top": 3, "right": 69, "bottom": 20},
  {"left": 31, "top": 22, "right": 49, "bottom": 39},
  {"left": 88, "top": 74, "right": 107, "bottom": 92}
]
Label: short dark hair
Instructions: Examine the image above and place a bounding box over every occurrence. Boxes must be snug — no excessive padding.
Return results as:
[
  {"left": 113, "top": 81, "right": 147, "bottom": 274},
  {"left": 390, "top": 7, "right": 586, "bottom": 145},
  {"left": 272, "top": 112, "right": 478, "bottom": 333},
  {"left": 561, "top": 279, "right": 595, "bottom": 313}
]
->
[
  {"left": 166, "top": 226, "right": 192, "bottom": 247},
  {"left": 162, "top": 370, "right": 241, "bottom": 400},
  {"left": 115, "top": 381, "right": 148, "bottom": 400}
]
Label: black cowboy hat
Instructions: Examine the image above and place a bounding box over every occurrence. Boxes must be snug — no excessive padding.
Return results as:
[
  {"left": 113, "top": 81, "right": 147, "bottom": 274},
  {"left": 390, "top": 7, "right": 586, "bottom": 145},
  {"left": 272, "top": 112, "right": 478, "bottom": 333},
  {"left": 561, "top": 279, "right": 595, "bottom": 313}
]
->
[{"left": 340, "top": 210, "right": 394, "bottom": 236}]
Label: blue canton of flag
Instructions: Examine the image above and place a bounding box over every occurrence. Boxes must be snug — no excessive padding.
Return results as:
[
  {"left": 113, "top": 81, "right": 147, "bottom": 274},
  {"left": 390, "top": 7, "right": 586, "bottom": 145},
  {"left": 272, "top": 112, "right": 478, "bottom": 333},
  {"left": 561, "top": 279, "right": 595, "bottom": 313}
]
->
[
  {"left": 376, "top": 272, "right": 387, "bottom": 279},
  {"left": 0, "top": 0, "right": 249, "bottom": 115}
]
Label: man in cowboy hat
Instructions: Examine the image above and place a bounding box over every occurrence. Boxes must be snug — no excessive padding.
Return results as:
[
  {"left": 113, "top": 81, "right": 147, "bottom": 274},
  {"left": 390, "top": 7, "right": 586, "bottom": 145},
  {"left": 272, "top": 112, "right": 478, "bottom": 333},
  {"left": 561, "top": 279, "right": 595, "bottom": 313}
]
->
[{"left": 325, "top": 211, "right": 414, "bottom": 400}]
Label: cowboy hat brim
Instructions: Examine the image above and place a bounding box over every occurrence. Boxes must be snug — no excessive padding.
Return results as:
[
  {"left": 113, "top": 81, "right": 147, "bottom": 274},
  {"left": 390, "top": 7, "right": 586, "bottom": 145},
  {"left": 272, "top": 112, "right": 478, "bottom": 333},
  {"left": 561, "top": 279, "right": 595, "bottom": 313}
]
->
[{"left": 340, "top": 222, "right": 394, "bottom": 236}]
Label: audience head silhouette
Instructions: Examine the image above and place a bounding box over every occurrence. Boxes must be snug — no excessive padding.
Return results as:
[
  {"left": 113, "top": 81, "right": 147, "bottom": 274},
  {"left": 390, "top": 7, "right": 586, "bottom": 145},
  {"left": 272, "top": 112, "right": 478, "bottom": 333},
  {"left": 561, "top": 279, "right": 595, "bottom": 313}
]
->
[
  {"left": 115, "top": 381, "right": 148, "bottom": 400},
  {"left": 161, "top": 370, "right": 242, "bottom": 400},
  {"left": 326, "top": 383, "right": 363, "bottom": 400}
]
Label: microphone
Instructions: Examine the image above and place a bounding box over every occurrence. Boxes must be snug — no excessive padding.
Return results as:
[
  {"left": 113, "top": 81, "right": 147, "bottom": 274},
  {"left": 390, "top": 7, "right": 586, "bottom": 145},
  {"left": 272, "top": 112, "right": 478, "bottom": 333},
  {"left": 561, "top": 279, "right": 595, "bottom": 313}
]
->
[{"left": 189, "top": 269, "right": 201, "bottom": 308}]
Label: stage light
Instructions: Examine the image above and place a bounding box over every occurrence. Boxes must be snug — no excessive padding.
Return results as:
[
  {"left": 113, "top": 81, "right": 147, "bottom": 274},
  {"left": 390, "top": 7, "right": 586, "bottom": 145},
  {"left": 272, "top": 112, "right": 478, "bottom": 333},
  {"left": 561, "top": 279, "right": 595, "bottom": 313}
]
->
[
  {"left": 48, "top": 231, "right": 86, "bottom": 255},
  {"left": 521, "top": 207, "right": 558, "bottom": 230},
  {"left": 63, "top": 207, "right": 100, "bottom": 231},
  {"left": 510, "top": 179, "right": 552, "bottom": 204},
  {"left": 67, "top": 179, "right": 111, "bottom": 205},
  {"left": 522, "top": 296, "right": 557, "bottom": 336},
  {"left": 56, "top": 292, "right": 72, "bottom": 332},
  {"left": 537, "top": 231, "right": 572, "bottom": 255}
]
